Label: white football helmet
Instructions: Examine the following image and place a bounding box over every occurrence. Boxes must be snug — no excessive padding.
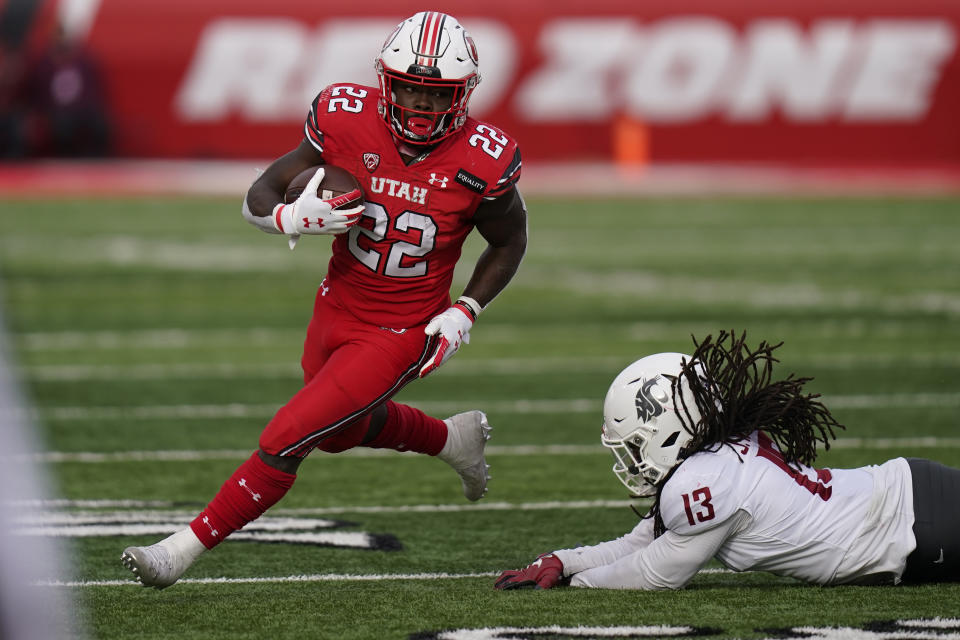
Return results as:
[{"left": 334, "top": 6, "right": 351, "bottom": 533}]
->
[
  {"left": 376, "top": 11, "right": 480, "bottom": 145},
  {"left": 601, "top": 353, "right": 702, "bottom": 496}
]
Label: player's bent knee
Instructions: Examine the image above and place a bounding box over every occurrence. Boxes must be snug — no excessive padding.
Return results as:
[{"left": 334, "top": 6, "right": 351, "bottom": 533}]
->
[
  {"left": 315, "top": 422, "right": 368, "bottom": 453},
  {"left": 257, "top": 450, "right": 302, "bottom": 474}
]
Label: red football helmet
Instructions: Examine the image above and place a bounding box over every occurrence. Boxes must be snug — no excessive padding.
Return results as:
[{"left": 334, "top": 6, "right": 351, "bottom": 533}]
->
[{"left": 376, "top": 12, "right": 480, "bottom": 145}]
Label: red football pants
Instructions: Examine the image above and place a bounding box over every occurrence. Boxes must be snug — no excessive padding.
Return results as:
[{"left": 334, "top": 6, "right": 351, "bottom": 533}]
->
[{"left": 259, "top": 286, "right": 438, "bottom": 457}]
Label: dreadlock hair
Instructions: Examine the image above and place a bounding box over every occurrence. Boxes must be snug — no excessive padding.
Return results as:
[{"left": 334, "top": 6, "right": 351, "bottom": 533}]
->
[{"left": 645, "top": 329, "right": 845, "bottom": 536}]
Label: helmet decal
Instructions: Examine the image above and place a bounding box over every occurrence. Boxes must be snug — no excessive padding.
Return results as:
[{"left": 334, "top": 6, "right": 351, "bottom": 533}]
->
[
  {"left": 463, "top": 33, "right": 479, "bottom": 65},
  {"left": 414, "top": 11, "right": 447, "bottom": 67},
  {"left": 381, "top": 23, "right": 403, "bottom": 51},
  {"left": 635, "top": 377, "right": 668, "bottom": 422}
]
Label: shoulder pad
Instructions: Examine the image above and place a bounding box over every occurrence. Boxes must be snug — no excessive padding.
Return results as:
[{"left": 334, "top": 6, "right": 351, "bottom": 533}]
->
[
  {"left": 454, "top": 119, "right": 521, "bottom": 199},
  {"left": 305, "top": 84, "right": 378, "bottom": 153}
]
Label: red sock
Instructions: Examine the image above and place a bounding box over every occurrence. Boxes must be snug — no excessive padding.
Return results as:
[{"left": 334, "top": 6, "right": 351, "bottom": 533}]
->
[
  {"left": 364, "top": 401, "right": 447, "bottom": 455},
  {"left": 189, "top": 451, "right": 296, "bottom": 549}
]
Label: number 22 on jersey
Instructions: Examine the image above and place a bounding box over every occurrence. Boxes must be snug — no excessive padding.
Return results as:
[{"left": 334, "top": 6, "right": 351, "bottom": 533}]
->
[{"left": 347, "top": 202, "right": 436, "bottom": 278}]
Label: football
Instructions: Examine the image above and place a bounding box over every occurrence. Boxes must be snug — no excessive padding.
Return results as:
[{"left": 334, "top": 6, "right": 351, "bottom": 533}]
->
[{"left": 284, "top": 164, "right": 364, "bottom": 209}]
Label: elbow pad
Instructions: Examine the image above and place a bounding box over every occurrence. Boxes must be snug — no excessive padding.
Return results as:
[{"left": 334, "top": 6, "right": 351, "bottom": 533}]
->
[{"left": 242, "top": 196, "right": 282, "bottom": 234}]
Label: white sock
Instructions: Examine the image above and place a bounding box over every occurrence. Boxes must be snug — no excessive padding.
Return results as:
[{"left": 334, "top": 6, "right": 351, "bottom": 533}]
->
[
  {"left": 160, "top": 527, "right": 207, "bottom": 564},
  {"left": 437, "top": 420, "right": 456, "bottom": 463}
]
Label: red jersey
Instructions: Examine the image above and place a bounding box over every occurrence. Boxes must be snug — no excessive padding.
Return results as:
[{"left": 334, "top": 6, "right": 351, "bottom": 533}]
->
[{"left": 303, "top": 83, "right": 522, "bottom": 328}]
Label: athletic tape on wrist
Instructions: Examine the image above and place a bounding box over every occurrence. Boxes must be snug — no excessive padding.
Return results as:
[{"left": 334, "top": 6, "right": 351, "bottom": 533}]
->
[
  {"left": 456, "top": 296, "right": 483, "bottom": 321},
  {"left": 272, "top": 202, "right": 288, "bottom": 233}
]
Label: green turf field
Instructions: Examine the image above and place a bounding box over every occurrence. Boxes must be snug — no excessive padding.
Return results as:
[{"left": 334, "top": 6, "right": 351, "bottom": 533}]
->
[{"left": 1, "top": 195, "right": 959, "bottom": 639}]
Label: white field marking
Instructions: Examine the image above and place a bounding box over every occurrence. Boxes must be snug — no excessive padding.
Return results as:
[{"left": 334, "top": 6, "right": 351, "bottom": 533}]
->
[
  {"left": 898, "top": 620, "right": 960, "bottom": 629},
  {"left": 25, "top": 399, "right": 597, "bottom": 422},
  {"left": 23, "top": 362, "right": 303, "bottom": 381},
  {"left": 521, "top": 266, "right": 960, "bottom": 316},
  {"left": 12, "top": 512, "right": 383, "bottom": 547},
  {"left": 271, "top": 499, "right": 651, "bottom": 517},
  {"left": 19, "top": 352, "right": 960, "bottom": 382},
  {"left": 20, "top": 391, "right": 960, "bottom": 423},
  {"left": 0, "top": 236, "right": 300, "bottom": 272},
  {"left": 8, "top": 234, "right": 960, "bottom": 314},
  {"left": 9, "top": 498, "right": 175, "bottom": 509},
  {"left": 20, "top": 357, "right": 627, "bottom": 381},
  {"left": 22, "top": 436, "right": 960, "bottom": 465},
  {"left": 15, "top": 328, "right": 306, "bottom": 351},
  {"left": 43, "top": 572, "right": 498, "bottom": 588},
  {"left": 17, "top": 525, "right": 375, "bottom": 548},
  {"left": 9, "top": 499, "right": 645, "bottom": 514},
  {"left": 14, "top": 512, "right": 338, "bottom": 528},
  {"left": 15, "top": 316, "right": 958, "bottom": 352},
  {"left": 40, "top": 567, "right": 733, "bottom": 589}
]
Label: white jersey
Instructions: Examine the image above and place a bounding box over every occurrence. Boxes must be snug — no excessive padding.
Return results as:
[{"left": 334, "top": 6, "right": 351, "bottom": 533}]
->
[{"left": 555, "top": 431, "right": 916, "bottom": 589}]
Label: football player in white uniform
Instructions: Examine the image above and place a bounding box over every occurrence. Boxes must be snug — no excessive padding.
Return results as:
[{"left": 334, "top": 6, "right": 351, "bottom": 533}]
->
[{"left": 495, "top": 331, "right": 960, "bottom": 590}]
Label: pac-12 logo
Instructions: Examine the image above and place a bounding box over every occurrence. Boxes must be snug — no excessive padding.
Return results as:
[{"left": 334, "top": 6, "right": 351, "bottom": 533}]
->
[{"left": 363, "top": 153, "right": 380, "bottom": 172}]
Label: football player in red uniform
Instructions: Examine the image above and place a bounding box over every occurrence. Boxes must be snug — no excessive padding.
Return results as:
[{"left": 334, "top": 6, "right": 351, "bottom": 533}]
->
[{"left": 122, "top": 11, "right": 527, "bottom": 589}]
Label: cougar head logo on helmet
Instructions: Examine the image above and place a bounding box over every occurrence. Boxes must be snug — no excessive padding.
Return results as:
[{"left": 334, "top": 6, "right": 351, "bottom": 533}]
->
[
  {"left": 375, "top": 11, "right": 481, "bottom": 145},
  {"left": 601, "top": 353, "right": 702, "bottom": 496},
  {"left": 636, "top": 377, "right": 668, "bottom": 422}
]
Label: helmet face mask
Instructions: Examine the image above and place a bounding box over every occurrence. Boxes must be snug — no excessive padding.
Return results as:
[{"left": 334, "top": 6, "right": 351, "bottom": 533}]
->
[
  {"left": 376, "top": 12, "right": 480, "bottom": 145},
  {"left": 601, "top": 353, "right": 703, "bottom": 496},
  {"left": 603, "top": 428, "right": 659, "bottom": 497}
]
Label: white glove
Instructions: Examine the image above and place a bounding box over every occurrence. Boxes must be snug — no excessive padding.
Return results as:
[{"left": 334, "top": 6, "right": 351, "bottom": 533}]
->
[
  {"left": 419, "top": 303, "right": 475, "bottom": 378},
  {"left": 272, "top": 168, "right": 364, "bottom": 248}
]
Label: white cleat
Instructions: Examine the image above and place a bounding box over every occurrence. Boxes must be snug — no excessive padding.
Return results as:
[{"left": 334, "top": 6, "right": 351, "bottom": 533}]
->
[
  {"left": 438, "top": 410, "right": 492, "bottom": 502},
  {"left": 121, "top": 542, "right": 191, "bottom": 590}
]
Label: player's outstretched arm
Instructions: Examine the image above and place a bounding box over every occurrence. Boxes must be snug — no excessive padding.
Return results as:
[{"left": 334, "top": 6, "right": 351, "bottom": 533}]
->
[
  {"left": 495, "top": 553, "right": 566, "bottom": 590},
  {"left": 419, "top": 187, "right": 527, "bottom": 378}
]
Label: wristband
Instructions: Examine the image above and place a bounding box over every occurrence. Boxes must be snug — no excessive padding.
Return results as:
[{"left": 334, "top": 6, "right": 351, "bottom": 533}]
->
[
  {"left": 455, "top": 296, "right": 483, "bottom": 321},
  {"left": 272, "top": 202, "right": 289, "bottom": 233}
]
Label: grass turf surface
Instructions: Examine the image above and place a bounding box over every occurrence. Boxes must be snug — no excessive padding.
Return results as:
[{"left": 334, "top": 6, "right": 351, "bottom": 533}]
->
[{"left": 1, "top": 195, "right": 959, "bottom": 639}]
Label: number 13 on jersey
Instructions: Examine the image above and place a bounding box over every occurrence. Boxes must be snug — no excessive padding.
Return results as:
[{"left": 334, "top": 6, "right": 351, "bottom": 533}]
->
[{"left": 682, "top": 487, "right": 716, "bottom": 526}]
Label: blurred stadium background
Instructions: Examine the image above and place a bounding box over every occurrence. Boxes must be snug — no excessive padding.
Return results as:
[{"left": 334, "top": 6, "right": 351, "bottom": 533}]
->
[
  {"left": 2, "top": 0, "right": 959, "bottom": 195},
  {"left": 1, "top": 1, "right": 959, "bottom": 639}
]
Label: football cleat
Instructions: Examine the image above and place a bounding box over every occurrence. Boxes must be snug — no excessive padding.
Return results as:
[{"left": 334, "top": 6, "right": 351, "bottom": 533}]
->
[
  {"left": 438, "top": 410, "right": 491, "bottom": 501},
  {"left": 121, "top": 542, "right": 191, "bottom": 590}
]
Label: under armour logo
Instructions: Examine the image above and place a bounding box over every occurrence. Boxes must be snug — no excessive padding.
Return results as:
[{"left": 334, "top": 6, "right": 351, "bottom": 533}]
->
[
  {"left": 238, "top": 478, "right": 262, "bottom": 503},
  {"left": 301, "top": 217, "right": 324, "bottom": 229},
  {"left": 202, "top": 515, "right": 219, "bottom": 538},
  {"left": 428, "top": 173, "right": 448, "bottom": 188},
  {"left": 320, "top": 279, "right": 330, "bottom": 297}
]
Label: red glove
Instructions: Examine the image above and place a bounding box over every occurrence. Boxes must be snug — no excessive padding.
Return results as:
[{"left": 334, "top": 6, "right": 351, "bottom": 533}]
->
[{"left": 494, "top": 553, "right": 564, "bottom": 590}]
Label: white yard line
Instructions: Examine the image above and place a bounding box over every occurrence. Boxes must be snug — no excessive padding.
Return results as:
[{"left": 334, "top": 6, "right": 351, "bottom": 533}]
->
[
  {"left": 40, "top": 571, "right": 498, "bottom": 588},
  {"left": 11, "top": 498, "right": 643, "bottom": 513},
  {"left": 18, "top": 391, "right": 960, "bottom": 424},
  {"left": 40, "top": 567, "right": 733, "bottom": 588},
  {"left": 18, "top": 352, "right": 960, "bottom": 381},
  {"left": 15, "top": 319, "right": 960, "bottom": 353},
  {"left": 19, "top": 357, "right": 627, "bottom": 381},
  {"left": 24, "top": 436, "right": 960, "bottom": 464}
]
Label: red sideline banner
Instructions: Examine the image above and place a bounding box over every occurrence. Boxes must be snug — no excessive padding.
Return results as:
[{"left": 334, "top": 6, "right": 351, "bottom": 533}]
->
[{"left": 36, "top": 0, "right": 960, "bottom": 166}]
